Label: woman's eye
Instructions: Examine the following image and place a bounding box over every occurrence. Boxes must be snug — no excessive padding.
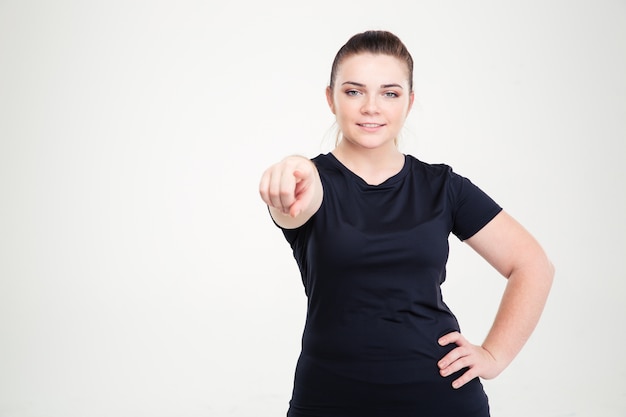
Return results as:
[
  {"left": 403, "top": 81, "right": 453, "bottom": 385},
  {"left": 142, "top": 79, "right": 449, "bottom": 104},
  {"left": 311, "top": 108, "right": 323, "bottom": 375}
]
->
[
  {"left": 384, "top": 91, "right": 399, "bottom": 98},
  {"left": 345, "top": 90, "right": 361, "bottom": 96}
]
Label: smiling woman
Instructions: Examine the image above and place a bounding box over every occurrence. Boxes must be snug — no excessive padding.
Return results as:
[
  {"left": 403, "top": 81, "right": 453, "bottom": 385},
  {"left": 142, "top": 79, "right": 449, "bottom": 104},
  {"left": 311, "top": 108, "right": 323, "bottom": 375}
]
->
[
  {"left": 259, "top": 30, "right": 554, "bottom": 417},
  {"left": 327, "top": 54, "right": 413, "bottom": 159}
]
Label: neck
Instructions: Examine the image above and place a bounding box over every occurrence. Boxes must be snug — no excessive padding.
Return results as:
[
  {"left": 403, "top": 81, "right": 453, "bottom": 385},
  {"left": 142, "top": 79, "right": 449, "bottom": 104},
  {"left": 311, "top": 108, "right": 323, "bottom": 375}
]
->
[{"left": 332, "top": 141, "right": 404, "bottom": 185}]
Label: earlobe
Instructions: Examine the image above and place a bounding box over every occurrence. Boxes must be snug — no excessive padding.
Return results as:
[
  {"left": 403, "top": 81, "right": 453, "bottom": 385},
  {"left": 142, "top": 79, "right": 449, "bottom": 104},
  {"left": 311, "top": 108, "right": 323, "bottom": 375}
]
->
[{"left": 326, "top": 86, "right": 336, "bottom": 114}]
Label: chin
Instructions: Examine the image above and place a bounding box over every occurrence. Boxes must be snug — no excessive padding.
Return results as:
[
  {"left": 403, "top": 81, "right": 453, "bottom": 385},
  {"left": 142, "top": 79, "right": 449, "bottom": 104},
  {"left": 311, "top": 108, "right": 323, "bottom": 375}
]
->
[{"left": 344, "top": 136, "right": 396, "bottom": 150}]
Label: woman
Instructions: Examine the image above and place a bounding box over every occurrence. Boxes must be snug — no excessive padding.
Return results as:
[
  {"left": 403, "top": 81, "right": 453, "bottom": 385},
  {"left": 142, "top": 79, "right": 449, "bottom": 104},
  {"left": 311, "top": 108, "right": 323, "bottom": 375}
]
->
[{"left": 259, "top": 30, "right": 554, "bottom": 417}]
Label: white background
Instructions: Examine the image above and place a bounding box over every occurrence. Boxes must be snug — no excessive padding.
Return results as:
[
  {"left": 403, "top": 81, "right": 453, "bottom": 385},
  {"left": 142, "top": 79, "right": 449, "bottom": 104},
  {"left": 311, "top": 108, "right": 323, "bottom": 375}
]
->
[{"left": 1, "top": 1, "right": 625, "bottom": 416}]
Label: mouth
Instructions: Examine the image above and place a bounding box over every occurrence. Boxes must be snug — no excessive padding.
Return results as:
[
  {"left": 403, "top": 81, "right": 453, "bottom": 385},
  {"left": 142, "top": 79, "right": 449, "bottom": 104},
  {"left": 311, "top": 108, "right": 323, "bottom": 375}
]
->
[{"left": 357, "top": 123, "right": 385, "bottom": 128}]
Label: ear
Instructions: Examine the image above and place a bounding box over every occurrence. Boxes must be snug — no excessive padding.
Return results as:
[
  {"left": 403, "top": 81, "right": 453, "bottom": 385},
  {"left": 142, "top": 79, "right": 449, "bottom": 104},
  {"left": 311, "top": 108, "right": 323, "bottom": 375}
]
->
[
  {"left": 326, "top": 86, "right": 336, "bottom": 114},
  {"left": 407, "top": 91, "right": 415, "bottom": 113}
]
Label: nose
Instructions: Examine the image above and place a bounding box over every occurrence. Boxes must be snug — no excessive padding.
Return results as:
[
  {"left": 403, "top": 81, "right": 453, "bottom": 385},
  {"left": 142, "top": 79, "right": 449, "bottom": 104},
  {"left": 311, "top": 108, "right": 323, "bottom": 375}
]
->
[{"left": 361, "top": 94, "right": 379, "bottom": 114}]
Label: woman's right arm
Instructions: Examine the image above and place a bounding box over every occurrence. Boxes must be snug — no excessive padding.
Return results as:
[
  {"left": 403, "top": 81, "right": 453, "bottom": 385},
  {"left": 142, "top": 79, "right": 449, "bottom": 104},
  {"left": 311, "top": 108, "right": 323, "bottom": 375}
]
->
[{"left": 259, "top": 155, "right": 324, "bottom": 229}]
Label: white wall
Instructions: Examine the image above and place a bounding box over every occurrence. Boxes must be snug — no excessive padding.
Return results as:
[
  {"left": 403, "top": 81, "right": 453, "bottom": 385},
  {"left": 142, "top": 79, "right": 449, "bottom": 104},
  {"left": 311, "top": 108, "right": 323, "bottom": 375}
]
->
[{"left": 1, "top": 1, "right": 624, "bottom": 416}]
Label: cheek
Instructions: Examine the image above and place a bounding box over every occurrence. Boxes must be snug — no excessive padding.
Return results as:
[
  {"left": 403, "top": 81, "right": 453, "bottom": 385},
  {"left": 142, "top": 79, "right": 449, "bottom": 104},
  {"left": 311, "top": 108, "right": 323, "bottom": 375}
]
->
[
  {"left": 392, "top": 103, "right": 411, "bottom": 119},
  {"left": 332, "top": 100, "right": 353, "bottom": 120},
  {"left": 334, "top": 98, "right": 361, "bottom": 117}
]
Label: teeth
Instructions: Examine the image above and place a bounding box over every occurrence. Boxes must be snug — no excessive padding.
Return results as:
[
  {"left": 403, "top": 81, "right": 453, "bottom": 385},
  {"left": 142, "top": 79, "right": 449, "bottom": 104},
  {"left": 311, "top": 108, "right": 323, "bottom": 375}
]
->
[{"left": 360, "top": 123, "right": 381, "bottom": 127}]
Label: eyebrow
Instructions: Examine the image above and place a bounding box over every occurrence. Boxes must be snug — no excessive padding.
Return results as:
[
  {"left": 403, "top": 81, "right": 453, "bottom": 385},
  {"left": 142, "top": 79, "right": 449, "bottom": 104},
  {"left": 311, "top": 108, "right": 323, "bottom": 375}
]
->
[{"left": 341, "top": 81, "right": 404, "bottom": 89}]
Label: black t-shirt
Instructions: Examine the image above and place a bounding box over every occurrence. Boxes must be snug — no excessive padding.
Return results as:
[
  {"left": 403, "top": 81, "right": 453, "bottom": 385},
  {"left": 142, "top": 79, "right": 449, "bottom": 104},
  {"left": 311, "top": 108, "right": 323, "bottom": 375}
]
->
[{"left": 280, "top": 153, "right": 502, "bottom": 385}]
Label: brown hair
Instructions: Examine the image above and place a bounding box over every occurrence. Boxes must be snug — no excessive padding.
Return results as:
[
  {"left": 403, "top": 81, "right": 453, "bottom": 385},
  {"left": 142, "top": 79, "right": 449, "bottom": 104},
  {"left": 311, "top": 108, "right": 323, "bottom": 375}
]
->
[{"left": 329, "top": 30, "right": 414, "bottom": 92}]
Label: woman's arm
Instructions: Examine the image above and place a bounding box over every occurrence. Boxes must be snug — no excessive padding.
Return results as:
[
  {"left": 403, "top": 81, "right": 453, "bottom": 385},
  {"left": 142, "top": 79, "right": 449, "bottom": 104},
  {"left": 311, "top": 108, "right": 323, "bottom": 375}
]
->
[
  {"left": 437, "top": 210, "right": 555, "bottom": 388},
  {"left": 259, "top": 155, "right": 324, "bottom": 229}
]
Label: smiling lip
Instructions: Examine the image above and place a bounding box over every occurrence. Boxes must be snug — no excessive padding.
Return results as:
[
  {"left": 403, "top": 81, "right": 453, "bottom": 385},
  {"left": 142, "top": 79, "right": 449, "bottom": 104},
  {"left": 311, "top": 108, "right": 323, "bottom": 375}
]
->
[
  {"left": 357, "top": 123, "right": 386, "bottom": 133},
  {"left": 357, "top": 123, "right": 386, "bottom": 132}
]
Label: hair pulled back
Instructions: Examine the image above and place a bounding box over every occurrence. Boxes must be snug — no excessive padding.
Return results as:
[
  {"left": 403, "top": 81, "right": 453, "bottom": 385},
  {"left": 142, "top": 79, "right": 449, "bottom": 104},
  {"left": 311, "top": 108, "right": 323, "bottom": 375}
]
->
[{"left": 329, "top": 30, "right": 414, "bottom": 92}]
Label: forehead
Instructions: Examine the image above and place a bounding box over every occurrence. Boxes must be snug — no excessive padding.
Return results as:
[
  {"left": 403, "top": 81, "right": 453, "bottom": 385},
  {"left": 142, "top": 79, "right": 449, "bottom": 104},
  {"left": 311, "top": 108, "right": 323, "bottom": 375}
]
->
[{"left": 335, "top": 53, "right": 409, "bottom": 85}]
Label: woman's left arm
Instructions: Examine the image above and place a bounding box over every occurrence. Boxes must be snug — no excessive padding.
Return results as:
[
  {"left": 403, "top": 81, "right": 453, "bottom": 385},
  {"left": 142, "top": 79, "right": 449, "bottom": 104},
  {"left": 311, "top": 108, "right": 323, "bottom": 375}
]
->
[{"left": 437, "top": 210, "right": 555, "bottom": 388}]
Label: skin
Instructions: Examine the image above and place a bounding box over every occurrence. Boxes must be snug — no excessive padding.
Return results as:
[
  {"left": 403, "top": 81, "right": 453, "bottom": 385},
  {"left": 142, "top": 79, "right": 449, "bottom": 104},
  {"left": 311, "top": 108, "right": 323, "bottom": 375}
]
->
[
  {"left": 259, "top": 52, "right": 554, "bottom": 389},
  {"left": 326, "top": 53, "right": 414, "bottom": 185}
]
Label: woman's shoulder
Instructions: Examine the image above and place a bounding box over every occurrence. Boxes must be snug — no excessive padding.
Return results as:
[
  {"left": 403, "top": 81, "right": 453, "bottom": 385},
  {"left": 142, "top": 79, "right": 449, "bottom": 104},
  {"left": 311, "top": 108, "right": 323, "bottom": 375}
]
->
[
  {"left": 310, "top": 153, "right": 339, "bottom": 176},
  {"left": 311, "top": 153, "right": 331, "bottom": 166},
  {"left": 405, "top": 154, "right": 456, "bottom": 178}
]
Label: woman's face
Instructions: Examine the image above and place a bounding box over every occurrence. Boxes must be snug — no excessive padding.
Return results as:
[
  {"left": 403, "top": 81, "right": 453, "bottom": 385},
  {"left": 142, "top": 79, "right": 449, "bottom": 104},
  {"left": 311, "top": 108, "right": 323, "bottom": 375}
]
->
[{"left": 327, "top": 53, "right": 414, "bottom": 151}]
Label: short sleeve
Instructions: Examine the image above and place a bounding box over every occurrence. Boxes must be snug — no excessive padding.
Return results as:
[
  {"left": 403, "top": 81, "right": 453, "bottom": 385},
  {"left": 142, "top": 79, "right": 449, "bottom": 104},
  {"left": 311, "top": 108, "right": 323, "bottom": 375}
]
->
[
  {"left": 448, "top": 171, "right": 502, "bottom": 241},
  {"left": 266, "top": 206, "right": 309, "bottom": 247}
]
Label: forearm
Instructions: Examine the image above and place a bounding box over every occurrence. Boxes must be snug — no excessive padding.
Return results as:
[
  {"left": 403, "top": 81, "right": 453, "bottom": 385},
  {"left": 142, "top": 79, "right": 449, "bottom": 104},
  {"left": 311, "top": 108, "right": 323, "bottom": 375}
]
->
[
  {"left": 482, "top": 260, "right": 554, "bottom": 371},
  {"left": 439, "top": 211, "right": 554, "bottom": 387}
]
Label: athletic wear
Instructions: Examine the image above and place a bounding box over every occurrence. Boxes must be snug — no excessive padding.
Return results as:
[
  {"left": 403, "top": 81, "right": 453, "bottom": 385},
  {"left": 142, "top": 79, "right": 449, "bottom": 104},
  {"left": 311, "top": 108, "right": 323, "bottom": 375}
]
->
[{"left": 277, "top": 153, "right": 502, "bottom": 417}]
